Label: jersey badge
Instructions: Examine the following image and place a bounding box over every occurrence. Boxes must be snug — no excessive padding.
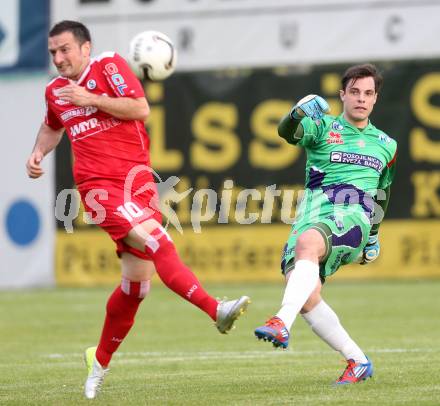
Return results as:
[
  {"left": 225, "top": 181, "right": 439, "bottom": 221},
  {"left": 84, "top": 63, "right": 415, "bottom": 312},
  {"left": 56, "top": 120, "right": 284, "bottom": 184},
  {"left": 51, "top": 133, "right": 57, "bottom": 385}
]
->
[
  {"left": 87, "top": 79, "right": 97, "bottom": 90},
  {"left": 378, "top": 133, "right": 391, "bottom": 144},
  {"left": 326, "top": 131, "right": 344, "bottom": 144},
  {"left": 357, "top": 139, "right": 366, "bottom": 148},
  {"left": 331, "top": 121, "right": 344, "bottom": 131}
]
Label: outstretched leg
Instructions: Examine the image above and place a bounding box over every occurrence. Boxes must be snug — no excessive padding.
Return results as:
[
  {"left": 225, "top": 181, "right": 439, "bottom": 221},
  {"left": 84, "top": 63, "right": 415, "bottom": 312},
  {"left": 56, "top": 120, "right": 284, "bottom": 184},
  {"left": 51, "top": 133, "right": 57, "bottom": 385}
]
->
[
  {"left": 255, "top": 228, "right": 325, "bottom": 348},
  {"left": 125, "top": 220, "right": 250, "bottom": 333}
]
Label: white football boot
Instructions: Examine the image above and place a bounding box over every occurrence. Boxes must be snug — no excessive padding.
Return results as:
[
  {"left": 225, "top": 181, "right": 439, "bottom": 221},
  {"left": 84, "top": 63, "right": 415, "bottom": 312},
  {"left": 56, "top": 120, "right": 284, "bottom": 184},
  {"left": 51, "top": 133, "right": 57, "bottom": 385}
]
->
[
  {"left": 215, "top": 296, "right": 251, "bottom": 334},
  {"left": 84, "top": 346, "right": 109, "bottom": 399}
]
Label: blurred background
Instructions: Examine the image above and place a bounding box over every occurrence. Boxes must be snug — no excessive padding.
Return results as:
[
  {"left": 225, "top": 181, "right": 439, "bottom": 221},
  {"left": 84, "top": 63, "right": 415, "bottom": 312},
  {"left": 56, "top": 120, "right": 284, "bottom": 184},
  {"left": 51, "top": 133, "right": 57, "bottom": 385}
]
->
[{"left": 1, "top": 0, "right": 439, "bottom": 289}]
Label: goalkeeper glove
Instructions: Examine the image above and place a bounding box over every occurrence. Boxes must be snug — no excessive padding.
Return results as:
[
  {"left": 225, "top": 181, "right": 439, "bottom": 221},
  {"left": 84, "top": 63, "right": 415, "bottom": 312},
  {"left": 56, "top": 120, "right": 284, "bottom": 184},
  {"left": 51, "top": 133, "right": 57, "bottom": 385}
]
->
[
  {"left": 360, "top": 233, "right": 380, "bottom": 265},
  {"left": 290, "top": 94, "right": 330, "bottom": 121}
]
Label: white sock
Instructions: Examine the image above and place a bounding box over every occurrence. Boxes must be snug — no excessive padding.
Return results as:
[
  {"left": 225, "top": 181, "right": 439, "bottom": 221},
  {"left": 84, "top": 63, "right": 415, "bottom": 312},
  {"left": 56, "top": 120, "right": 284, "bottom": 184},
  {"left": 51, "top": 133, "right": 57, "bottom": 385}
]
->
[
  {"left": 276, "top": 259, "right": 320, "bottom": 331},
  {"left": 302, "top": 300, "right": 368, "bottom": 363}
]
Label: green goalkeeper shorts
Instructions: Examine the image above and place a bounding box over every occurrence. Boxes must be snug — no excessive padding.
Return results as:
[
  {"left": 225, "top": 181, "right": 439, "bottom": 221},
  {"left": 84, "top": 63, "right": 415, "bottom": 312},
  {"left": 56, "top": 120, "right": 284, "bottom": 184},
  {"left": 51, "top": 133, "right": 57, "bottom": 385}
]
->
[{"left": 281, "top": 213, "right": 370, "bottom": 280}]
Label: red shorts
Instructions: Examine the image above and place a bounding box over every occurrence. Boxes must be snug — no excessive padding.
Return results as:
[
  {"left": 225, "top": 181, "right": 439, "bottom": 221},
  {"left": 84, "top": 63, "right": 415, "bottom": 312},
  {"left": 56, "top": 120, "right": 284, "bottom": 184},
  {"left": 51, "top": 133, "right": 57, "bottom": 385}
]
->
[{"left": 78, "top": 178, "right": 162, "bottom": 260}]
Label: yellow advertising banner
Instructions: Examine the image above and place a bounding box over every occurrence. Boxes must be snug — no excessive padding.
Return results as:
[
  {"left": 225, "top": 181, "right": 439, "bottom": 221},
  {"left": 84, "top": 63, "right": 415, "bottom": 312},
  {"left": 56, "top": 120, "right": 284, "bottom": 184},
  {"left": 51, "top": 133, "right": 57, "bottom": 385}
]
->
[
  {"left": 55, "top": 219, "right": 440, "bottom": 286},
  {"left": 54, "top": 64, "right": 440, "bottom": 286}
]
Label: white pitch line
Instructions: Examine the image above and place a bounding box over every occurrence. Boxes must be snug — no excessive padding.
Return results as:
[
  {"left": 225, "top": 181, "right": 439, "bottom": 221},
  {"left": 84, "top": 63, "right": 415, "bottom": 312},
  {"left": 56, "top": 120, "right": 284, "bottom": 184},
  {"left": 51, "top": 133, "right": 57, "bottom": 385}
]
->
[
  {"left": 2, "top": 348, "right": 434, "bottom": 369},
  {"left": 44, "top": 347, "right": 437, "bottom": 361}
]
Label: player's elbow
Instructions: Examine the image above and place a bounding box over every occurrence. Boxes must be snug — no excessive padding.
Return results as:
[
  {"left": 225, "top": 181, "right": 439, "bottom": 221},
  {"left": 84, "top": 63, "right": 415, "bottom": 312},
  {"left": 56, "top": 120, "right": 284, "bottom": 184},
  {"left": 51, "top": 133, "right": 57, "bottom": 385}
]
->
[
  {"left": 135, "top": 98, "right": 150, "bottom": 122},
  {"left": 138, "top": 106, "right": 149, "bottom": 122}
]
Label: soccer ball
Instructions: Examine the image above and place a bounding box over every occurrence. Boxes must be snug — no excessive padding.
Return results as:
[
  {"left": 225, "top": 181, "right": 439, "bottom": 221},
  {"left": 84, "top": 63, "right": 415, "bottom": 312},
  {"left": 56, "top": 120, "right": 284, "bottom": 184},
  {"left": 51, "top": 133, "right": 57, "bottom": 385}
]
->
[{"left": 128, "top": 30, "right": 177, "bottom": 81}]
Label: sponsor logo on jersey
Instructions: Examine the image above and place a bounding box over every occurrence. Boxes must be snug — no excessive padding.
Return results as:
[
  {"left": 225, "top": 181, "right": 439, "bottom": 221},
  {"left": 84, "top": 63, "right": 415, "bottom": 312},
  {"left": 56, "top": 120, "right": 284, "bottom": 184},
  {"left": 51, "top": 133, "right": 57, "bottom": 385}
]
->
[
  {"left": 357, "top": 140, "right": 366, "bottom": 148},
  {"left": 331, "top": 121, "right": 344, "bottom": 131},
  {"left": 104, "top": 62, "right": 128, "bottom": 96},
  {"left": 54, "top": 99, "right": 70, "bottom": 106},
  {"left": 330, "top": 151, "right": 384, "bottom": 172},
  {"left": 86, "top": 79, "right": 97, "bottom": 90},
  {"left": 60, "top": 106, "right": 98, "bottom": 122},
  {"left": 326, "top": 131, "right": 344, "bottom": 144},
  {"left": 69, "top": 117, "right": 121, "bottom": 140},
  {"left": 52, "top": 88, "right": 71, "bottom": 105}
]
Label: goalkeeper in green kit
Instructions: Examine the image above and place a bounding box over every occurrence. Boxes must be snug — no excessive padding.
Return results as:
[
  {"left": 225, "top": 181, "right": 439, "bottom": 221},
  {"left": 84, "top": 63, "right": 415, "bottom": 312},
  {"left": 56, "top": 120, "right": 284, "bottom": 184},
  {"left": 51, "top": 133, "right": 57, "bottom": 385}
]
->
[{"left": 255, "top": 64, "right": 397, "bottom": 385}]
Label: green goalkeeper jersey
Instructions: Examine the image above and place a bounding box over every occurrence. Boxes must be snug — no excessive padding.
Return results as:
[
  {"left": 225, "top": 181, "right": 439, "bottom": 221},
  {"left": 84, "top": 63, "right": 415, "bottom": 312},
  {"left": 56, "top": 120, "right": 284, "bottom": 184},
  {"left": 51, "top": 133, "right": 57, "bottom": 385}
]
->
[{"left": 284, "top": 113, "right": 398, "bottom": 227}]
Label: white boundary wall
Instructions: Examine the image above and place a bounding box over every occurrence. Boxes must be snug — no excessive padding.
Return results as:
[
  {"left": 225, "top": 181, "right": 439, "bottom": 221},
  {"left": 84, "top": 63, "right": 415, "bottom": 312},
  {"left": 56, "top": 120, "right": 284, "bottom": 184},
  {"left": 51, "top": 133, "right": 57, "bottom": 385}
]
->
[
  {"left": 53, "top": 0, "right": 440, "bottom": 71},
  {"left": 0, "top": 75, "right": 55, "bottom": 288}
]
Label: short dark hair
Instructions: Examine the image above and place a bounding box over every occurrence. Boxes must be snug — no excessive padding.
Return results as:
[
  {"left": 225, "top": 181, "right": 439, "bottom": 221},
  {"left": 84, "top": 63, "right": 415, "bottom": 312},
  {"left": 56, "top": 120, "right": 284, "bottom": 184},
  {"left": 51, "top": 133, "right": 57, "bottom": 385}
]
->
[
  {"left": 49, "top": 20, "right": 91, "bottom": 45},
  {"left": 341, "top": 64, "right": 383, "bottom": 93}
]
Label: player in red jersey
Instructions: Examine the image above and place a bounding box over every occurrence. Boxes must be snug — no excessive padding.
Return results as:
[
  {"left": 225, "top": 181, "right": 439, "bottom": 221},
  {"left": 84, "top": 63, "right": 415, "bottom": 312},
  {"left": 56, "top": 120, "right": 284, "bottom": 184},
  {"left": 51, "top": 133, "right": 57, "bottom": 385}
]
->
[{"left": 26, "top": 20, "right": 250, "bottom": 399}]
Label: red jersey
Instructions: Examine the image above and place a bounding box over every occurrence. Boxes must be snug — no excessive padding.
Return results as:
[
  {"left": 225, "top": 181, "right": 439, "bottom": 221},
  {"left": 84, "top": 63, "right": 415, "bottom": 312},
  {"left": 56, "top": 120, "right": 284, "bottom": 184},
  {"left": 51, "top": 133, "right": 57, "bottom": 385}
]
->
[{"left": 45, "top": 52, "right": 153, "bottom": 186}]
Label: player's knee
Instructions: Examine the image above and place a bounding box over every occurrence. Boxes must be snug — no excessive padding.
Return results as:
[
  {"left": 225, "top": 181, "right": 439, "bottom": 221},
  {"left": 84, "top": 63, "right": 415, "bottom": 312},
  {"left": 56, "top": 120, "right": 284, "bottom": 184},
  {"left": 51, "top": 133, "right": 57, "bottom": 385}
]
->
[
  {"left": 121, "top": 253, "right": 156, "bottom": 281},
  {"left": 129, "top": 221, "right": 174, "bottom": 254},
  {"left": 145, "top": 224, "right": 174, "bottom": 254},
  {"left": 296, "top": 230, "right": 326, "bottom": 259},
  {"left": 301, "top": 292, "right": 322, "bottom": 314}
]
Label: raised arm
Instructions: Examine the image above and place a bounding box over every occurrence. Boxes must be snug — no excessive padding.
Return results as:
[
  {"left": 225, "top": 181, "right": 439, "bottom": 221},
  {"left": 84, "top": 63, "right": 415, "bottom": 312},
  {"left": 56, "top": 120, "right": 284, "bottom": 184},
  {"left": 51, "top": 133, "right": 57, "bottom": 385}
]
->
[
  {"left": 26, "top": 122, "right": 64, "bottom": 178},
  {"left": 93, "top": 95, "right": 149, "bottom": 121},
  {"left": 56, "top": 81, "right": 149, "bottom": 121},
  {"left": 278, "top": 113, "right": 304, "bottom": 145},
  {"left": 278, "top": 95, "right": 329, "bottom": 144}
]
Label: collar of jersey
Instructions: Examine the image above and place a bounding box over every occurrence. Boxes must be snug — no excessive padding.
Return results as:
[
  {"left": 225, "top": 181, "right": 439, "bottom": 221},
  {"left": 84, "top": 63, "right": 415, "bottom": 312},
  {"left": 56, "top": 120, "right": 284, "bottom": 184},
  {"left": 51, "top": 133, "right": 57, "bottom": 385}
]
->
[
  {"left": 76, "top": 58, "right": 95, "bottom": 85},
  {"left": 337, "top": 114, "right": 376, "bottom": 135}
]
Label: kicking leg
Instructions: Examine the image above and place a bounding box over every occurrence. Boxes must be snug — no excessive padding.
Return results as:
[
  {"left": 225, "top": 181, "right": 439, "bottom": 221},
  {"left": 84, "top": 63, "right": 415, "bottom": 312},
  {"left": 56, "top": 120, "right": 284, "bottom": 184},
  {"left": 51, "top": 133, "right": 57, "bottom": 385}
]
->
[
  {"left": 255, "top": 229, "right": 325, "bottom": 348},
  {"left": 124, "top": 220, "right": 250, "bottom": 333}
]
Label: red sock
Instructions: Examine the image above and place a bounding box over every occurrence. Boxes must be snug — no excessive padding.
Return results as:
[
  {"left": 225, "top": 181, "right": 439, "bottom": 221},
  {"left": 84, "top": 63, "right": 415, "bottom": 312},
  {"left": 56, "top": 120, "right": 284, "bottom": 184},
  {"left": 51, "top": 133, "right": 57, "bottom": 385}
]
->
[
  {"left": 95, "top": 280, "right": 149, "bottom": 367},
  {"left": 146, "top": 231, "right": 218, "bottom": 321}
]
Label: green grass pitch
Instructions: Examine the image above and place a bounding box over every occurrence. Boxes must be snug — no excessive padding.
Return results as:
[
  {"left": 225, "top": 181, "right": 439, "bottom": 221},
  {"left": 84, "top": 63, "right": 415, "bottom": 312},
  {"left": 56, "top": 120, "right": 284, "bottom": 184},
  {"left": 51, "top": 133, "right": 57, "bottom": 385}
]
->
[{"left": 1, "top": 280, "right": 439, "bottom": 405}]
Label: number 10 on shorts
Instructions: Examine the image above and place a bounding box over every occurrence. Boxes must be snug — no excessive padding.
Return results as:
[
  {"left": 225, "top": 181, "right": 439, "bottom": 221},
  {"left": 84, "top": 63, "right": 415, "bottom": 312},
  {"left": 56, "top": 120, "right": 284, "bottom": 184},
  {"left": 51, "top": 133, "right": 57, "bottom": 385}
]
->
[{"left": 116, "top": 202, "right": 144, "bottom": 222}]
